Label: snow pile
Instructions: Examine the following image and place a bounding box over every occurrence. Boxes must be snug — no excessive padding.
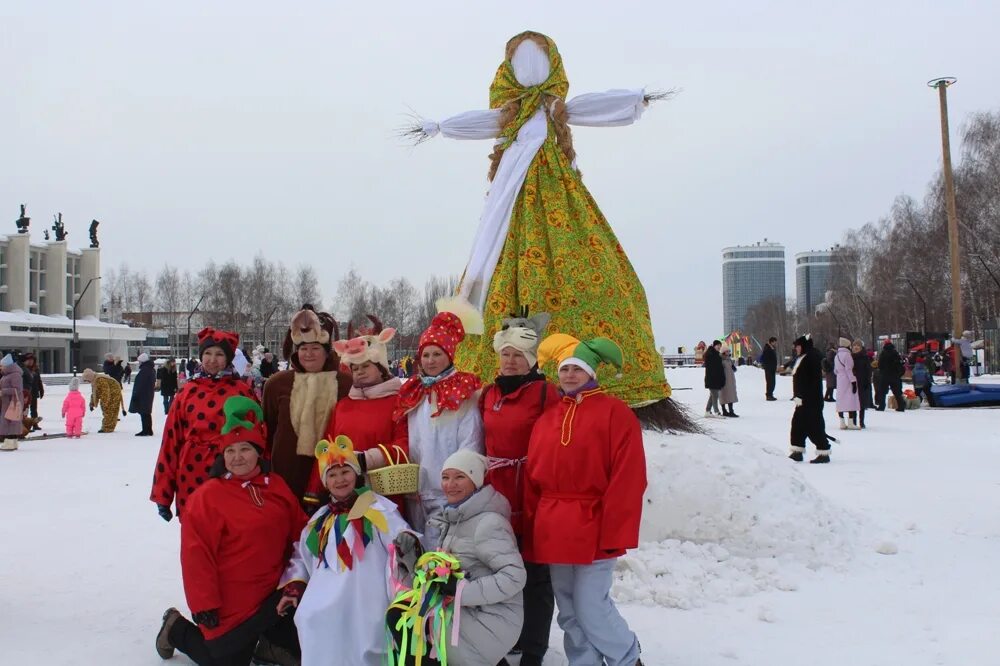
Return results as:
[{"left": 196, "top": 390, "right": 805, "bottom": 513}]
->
[{"left": 613, "top": 431, "right": 867, "bottom": 608}]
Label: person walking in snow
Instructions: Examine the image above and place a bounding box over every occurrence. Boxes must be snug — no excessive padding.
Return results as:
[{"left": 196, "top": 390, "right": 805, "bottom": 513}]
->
[
  {"left": 719, "top": 345, "right": 739, "bottom": 417},
  {"left": 523, "top": 333, "right": 647, "bottom": 666},
  {"left": 703, "top": 340, "right": 725, "bottom": 417},
  {"left": 822, "top": 345, "right": 837, "bottom": 402},
  {"left": 0, "top": 354, "right": 25, "bottom": 452},
  {"left": 834, "top": 337, "right": 860, "bottom": 429},
  {"left": 82, "top": 367, "right": 126, "bottom": 433},
  {"left": 20, "top": 352, "right": 44, "bottom": 430},
  {"left": 911, "top": 355, "right": 931, "bottom": 404},
  {"left": 876, "top": 338, "right": 905, "bottom": 412},
  {"left": 129, "top": 353, "right": 156, "bottom": 436},
  {"left": 760, "top": 336, "right": 779, "bottom": 401},
  {"left": 158, "top": 359, "right": 179, "bottom": 414},
  {"left": 851, "top": 340, "right": 873, "bottom": 429},
  {"left": 789, "top": 334, "right": 832, "bottom": 463},
  {"left": 122, "top": 360, "right": 132, "bottom": 385},
  {"left": 155, "top": 396, "right": 305, "bottom": 666},
  {"left": 62, "top": 377, "right": 87, "bottom": 438}
]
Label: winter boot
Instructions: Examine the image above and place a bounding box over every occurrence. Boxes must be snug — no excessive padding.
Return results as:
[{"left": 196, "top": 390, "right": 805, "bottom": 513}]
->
[
  {"left": 838, "top": 416, "right": 848, "bottom": 430},
  {"left": 252, "top": 636, "right": 300, "bottom": 666},
  {"left": 789, "top": 450, "right": 804, "bottom": 462},
  {"left": 810, "top": 452, "right": 831, "bottom": 464},
  {"left": 722, "top": 405, "right": 734, "bottom": 417},
  {"left": 0, "top": 439, "right": 17, "bottom": 452},
  {"left": 728, "top": 406, "right": 739, "bottom": 417},
  {"left": 156, "top": 607, "right": 182, "bottom": 659}
]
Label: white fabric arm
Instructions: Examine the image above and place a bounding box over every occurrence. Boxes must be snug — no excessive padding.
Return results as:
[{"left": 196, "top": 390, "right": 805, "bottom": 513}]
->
[
  {"left": 565, "top": 89, "right": 646, "bottom": 127},
  {"left": 421, "top": 109, "right": 502, "bottom": 140}
]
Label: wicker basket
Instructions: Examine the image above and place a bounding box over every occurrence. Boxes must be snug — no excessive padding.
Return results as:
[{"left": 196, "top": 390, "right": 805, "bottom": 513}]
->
[{"left": 368, "top": 444, "right": 420, "bottom": 496}]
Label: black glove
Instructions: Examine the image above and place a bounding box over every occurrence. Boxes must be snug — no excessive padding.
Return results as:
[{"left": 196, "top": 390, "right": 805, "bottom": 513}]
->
[
  {"left": 122, "top": 409, "right": 128, "bottom": 417},
  {"left": 852, "top": 382, "right": 858, "bottom": 394},
  {"left": 192, "top": 609, "right": 219, "bottom": 629},
  {"left": 157, "top": 504, "right": 173, "bottom": 522},
  {"left": 435, "top": 576, "right": 458, "bottom": 597}
]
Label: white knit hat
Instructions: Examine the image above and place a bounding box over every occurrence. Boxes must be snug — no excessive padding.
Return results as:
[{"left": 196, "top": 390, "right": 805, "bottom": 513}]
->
[
  {"left": 137, "top": 353, "right": 150, "bottom": 363},
  {"left": 442, "top": 450, "right": 488, "bottom": 489},
  {"left": 0, "top": 354, "right": 13, "bottom": 367}
]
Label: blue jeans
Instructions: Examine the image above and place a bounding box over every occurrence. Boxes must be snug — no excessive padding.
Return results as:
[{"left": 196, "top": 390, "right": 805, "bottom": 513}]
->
[
  {"left": 550, "top": 559, "right": 640, "bottom": 666},
  {"left": 162, "top": 394, "right": 174, "bottom": 414}
]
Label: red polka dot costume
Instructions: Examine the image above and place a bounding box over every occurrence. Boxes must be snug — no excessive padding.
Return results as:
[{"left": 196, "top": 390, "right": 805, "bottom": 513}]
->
[{"left": 150, "top": 329, "right": 258, "bottom": 518}]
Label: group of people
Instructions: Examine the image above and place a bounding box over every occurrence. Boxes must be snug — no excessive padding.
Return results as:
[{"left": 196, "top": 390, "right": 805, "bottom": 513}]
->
[{"left": 149, "top": 304, "right": 648, "bottom": 666}]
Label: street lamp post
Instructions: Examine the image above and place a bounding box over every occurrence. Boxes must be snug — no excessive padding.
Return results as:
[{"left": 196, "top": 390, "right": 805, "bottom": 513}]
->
[
  {"left": 855, "top": 293, "right": 876, "bottom": 349},
  {"left": 186, "top": 294, "right": 207, "bottom": 361},
  {"left": 928, "top": 76, "right": 965, "bottom": 382},
  {"left": 903, "top": 277, "right": 928, "bottom": 339},
  {"left": 72, "top": 276, "right": 101, "bottom": 376}
]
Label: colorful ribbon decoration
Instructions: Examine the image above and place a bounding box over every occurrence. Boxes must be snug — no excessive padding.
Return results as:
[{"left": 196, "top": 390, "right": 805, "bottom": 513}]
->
[{"left": 387, "top": 551, "right": 466, "bottom": 666}]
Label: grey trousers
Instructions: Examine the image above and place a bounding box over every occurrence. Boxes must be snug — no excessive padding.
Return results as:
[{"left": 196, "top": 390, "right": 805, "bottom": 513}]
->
[
  {"left": 550, "top": 559, "right": 640, "bottom": 666},
  {"left": 705, "top": 389, "right": 721, "bottom": 413}
]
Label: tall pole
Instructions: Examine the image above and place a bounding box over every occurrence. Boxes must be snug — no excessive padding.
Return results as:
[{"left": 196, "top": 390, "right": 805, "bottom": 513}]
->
[
  {"left": 929, "top": 77, "right": 965, "bottom": 380},
  {"left": 903, "top": 278, "right": 928, "bottom": 339},
  {"left": 72, "top": 276, "right": 101, "bottom": 376}
]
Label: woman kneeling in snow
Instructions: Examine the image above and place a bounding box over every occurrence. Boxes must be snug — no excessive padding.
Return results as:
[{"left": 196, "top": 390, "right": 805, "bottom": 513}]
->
[
  {"left": 278, "top": 435, "right": 412, "bottom": 666},
  {"left": 390, "top": 451, "right": 526, "bottom": 666},
  {"left": 155, "top": 396, "right": 306, "bottom": 666}
]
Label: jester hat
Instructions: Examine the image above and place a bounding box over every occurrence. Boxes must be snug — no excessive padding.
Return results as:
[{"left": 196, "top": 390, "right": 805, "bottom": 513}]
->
[
  {"left": 315, "top": 435, "right": 363, "bottom": 479},
  {"left": 218, "top": 395, "right": 267, "bottom": 451},
  {"left": 537, "top": 333, "right": 623, "bottom": 379}
]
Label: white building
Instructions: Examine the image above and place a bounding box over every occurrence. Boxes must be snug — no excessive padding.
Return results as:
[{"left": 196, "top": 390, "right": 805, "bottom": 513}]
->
[{"left": 0, "top": 228, "right": 146, "bottom": 372}]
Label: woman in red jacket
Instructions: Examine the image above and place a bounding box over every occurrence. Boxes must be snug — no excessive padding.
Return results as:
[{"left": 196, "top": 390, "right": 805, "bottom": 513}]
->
[
  {"left": 150, "top": 328, "right": 257, "bottom": 521},
  {"left": 480, "top": 311, "right": 558, "bottom": 666},
  {"left": 155, "top": 396, "right": 306, "bottom": 665},
  {"left": 524, "top": 333, "right": 647, "bottom": 666},
  {"left": 303, "top": 319, "right": 409, "bottom": 508}
]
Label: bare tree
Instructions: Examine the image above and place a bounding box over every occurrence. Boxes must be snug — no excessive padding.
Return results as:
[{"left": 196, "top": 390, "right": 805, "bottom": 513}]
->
[
  {"left": 156, "top": 265, "right": 182, "bottom": 350},
  {"left": 294, "top": 265, "right": 321, "bottom": 309}
]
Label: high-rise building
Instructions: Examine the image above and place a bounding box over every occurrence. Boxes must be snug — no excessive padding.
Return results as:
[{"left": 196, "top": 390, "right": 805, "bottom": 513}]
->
[
  {"left": 795, "top": 248, "right": 857, "bottom": 317},
  {"left": 722, "top": 241, "right": 785, "bottom": 334}
]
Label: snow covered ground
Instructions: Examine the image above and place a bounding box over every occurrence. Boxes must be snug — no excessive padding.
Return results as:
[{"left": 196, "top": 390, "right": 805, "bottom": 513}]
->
[{"left": 2, "top": 368, "right": 999, "bottom": 665}]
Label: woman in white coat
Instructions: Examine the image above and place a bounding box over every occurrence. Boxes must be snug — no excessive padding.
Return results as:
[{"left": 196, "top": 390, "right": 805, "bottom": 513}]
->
[
  {"left": 393, "top": 310, "right": 484, "bottom": 548},
  {"left": 834, "top": 337, "right": 861, "bottom": 429},
  {"left": 278, "top": 436, "right": 412, "bottom": 666}
]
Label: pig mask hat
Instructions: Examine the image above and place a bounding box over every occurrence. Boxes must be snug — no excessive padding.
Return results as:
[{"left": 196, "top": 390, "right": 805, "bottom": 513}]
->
[{"left": 334, "top": 315, "right": 396, "bottom": 373}]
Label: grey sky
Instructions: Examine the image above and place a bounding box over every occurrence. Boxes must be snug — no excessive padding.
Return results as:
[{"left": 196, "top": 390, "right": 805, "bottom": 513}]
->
[{"left": 4, "top": 1, "right": 998, "bottom": 349}]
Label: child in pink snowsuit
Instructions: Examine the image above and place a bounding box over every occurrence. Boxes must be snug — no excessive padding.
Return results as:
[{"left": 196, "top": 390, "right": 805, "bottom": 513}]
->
[{"left": 63, "top": 377, "right": 87, "bottom": 438}]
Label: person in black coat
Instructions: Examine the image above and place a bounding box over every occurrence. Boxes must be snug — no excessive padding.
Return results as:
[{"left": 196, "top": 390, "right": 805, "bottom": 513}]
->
[
  {"left": 20, "top": 353, "right": 45, "bottom": 430},
  {"left": 851, "top": 340, "right": 873, "bottom": 429},
  {"left": 186, "top": 357, "right": 199, "bottom": 378},
  {"left": 259, "top": 350, "right": 277, "bottom": 378},
  {"left": 789, "top": 334, "right": 831, "bottom": 463},
  {"left": 157, "top": 359, "right": 179, "bottom": 414},
  {"left": 129, "top": 354, "right": 156, "bottom": 436},
  {"left": 875, "top": 339, "right": 905, "bottom": 412},
  {"left": 759, "top": 337, "right": 778, "bottom": 401},
  {"left": 703, "top": 340, "right": 726, "bottom": 417}
]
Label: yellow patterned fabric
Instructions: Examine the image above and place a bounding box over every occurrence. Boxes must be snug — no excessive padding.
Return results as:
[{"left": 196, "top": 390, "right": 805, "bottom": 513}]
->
[
  {"left": 90, "top": 375, "right": 123, "bottom": 431},
  {"left": 455, "top": 34, "right": 671, "bottom": 407}
]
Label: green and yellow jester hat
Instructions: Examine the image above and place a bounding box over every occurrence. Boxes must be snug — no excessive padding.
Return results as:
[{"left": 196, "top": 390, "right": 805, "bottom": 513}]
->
[
  {"left": 219, "top": 395, "right": 267, "bottom": 452},
  {"left": 537, "top": 333, "right": 623, "bottom": 380},
  {"left": 489, "top": 31, "right": 569, "bottom": 151}
]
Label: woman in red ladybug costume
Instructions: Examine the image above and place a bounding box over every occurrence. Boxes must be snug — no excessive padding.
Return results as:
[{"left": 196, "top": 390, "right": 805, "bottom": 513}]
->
[
  {"left": 155, "top": 396, "right": 306, "bottom": 665},
  {"left": 523, "top": 333, "right": 647, "bottom": 666},
  {"left": 479, "top": 311, "right": 559, "bottom": 666},
  {"left": 150, "top": 328, "right": 257, "bottom": 522}
]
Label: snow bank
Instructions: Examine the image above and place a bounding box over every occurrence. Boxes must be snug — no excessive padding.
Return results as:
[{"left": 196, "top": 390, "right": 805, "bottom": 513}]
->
[{"left": 614, "top": 431, "right": 867, "bottom": 608}]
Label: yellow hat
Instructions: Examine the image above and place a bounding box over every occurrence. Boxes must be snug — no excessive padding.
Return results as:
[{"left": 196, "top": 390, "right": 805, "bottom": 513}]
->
[
  {"left": 315, "top": 435, "right": 362, "bottom": 478},
  {"left": 537, "top": 333, "right": 623, "bottom": 379}
]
